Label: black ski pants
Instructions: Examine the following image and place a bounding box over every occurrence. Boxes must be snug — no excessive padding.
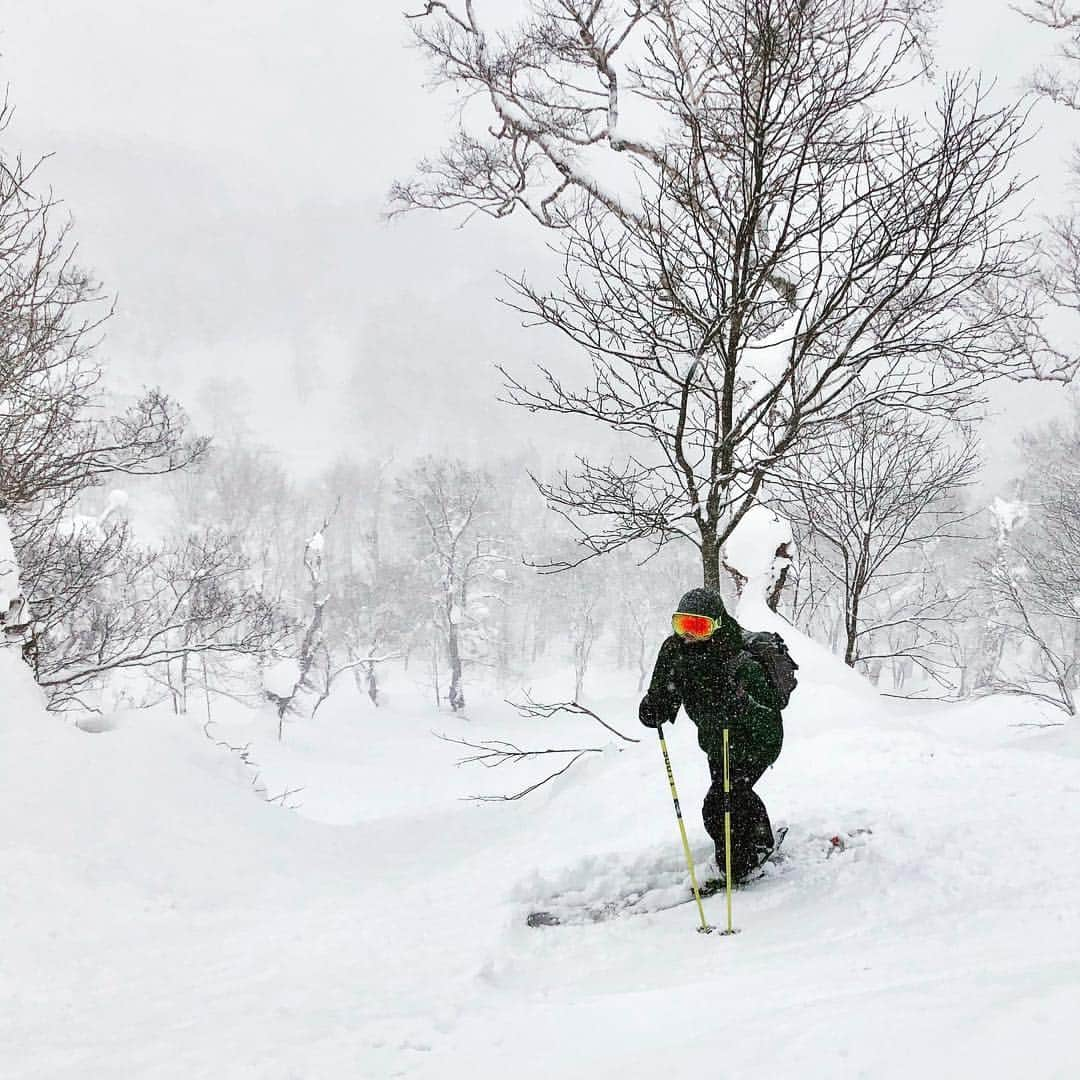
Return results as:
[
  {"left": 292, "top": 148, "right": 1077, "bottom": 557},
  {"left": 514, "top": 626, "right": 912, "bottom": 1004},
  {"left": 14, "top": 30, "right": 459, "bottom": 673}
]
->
[{"left": 701, "top": 731, "right": 779, "bottom": 881}]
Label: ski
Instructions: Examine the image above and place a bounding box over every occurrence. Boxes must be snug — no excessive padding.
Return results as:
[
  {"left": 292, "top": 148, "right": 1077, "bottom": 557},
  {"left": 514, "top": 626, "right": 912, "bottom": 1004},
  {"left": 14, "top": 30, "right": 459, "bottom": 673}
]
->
[
  {"left": 525, "top": 825, "right": 871, "bottom": 928},
  {"left": 526, "top": 825, "right": 791, "bottom": 927}
]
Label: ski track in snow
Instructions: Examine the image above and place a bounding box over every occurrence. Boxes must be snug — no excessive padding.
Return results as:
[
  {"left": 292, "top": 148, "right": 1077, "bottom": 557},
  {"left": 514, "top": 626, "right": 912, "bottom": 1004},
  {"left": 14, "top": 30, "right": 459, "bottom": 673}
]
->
[
  {"left": 517, "top": 826, "right": 872, "bottom": 926},
  {"left": 2, "top": 648, "right": 1080, "bottom": 1078}
]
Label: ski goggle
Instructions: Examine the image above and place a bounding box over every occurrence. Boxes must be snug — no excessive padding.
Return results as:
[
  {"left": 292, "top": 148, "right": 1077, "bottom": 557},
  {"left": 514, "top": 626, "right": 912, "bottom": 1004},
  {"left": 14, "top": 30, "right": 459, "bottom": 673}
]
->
[{"left": 672, "top": 612, "right": 719, "bottom": 641}]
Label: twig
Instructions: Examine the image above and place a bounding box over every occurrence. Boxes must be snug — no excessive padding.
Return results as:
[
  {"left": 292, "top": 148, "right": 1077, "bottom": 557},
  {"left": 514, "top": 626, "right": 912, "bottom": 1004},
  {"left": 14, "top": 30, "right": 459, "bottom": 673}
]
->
[
  {"left": 469, "top": 751, "right": 593, "bottom": 801},
  {"left": 433, "top": 731, "right": 608, "bottom": 801},
  {"left": 508, "top": 691, "right": 640, "bottom": 742},
  {"left": 203, "top": 719, "right": 306, "bottom": 810}
]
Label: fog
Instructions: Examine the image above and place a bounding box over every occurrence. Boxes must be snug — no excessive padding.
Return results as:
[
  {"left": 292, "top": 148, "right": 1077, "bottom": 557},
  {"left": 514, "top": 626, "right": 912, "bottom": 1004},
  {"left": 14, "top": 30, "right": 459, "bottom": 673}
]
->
[
  {"left": 7, "top": 11, "right": 1080, "bottom": 1072},
  {"left": 2, "top": 0, "right": 1076, "bottom": 482}
]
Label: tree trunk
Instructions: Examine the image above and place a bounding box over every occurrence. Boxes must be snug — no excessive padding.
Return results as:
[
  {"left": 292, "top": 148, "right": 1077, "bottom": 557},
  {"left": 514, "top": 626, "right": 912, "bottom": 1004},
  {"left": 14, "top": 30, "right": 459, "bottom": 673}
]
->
[
  {"left": 365, "top": 660, "right": 379, "bottom": 706},
  {"left": 497, "top": 604, "right": 512, "bottom": 692},
  {"left": 447, "top": 623, "right": 465, "bottom": 711},
  {"left": 766, "top": 546, "right": 792, "bottom": 612},
  {"left": 724, "top": 561, "right": 747, "bottom": 599},
  {"left": 844, "top": 618, "right": 858, "bottom": 667},
  {"left": 701, "top": 532, "right": 721, "bottom": 589},
  {"left": 431, "top": 637, "right": 441, "bottom": 710},
  {"left": 201, "top": 655, "right": 213, "bottom": 724},
  {"left": 767, "top": 564, "right": 790, "bottom": 612},
  {"left": 179, "top": 651, "right": 189, "bottom": 715},
  {"left": 166, "top": 660, "right": 182, "bottom": 715}
]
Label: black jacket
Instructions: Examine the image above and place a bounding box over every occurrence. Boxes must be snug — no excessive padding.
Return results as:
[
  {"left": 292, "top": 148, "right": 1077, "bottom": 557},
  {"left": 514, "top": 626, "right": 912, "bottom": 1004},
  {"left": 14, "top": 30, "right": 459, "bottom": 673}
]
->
[{"left": 639, "top": 589, "right": 782, "bottom": 761}]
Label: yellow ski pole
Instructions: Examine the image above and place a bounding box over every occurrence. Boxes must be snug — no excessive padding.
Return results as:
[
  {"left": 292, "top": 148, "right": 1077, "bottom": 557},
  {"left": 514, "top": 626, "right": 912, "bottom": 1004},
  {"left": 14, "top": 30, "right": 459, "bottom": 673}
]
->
[
  {"left": 656, "top": 725, "right": 714, "bottom": 934},
  {"left": 721, "top": 727, "right": 739, "bottom": 936}
]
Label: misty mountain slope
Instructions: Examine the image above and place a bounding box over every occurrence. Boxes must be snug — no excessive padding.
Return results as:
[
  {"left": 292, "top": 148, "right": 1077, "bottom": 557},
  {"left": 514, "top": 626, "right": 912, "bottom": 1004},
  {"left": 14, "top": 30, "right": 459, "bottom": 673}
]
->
[{"left": 2, "top": 643, "right": 1079, "bottom": 1079}]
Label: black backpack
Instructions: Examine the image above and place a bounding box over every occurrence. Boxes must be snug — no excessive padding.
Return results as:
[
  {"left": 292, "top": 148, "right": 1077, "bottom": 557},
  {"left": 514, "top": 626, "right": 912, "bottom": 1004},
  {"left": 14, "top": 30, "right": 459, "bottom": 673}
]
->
[{"left": 739, "top": 630, "right": 799, "bottom": 709}]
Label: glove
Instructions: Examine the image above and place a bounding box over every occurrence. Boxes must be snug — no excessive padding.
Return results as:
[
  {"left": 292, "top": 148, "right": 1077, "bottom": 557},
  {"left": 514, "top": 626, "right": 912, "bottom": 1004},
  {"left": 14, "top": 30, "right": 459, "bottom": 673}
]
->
[{"left": 639, "top": 696, "right": 666, "bottom": 729}]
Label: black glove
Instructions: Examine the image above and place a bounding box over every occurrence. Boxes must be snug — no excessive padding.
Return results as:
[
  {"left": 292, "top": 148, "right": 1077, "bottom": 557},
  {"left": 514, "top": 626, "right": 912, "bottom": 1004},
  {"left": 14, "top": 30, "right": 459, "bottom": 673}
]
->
[{"left": 639, "top": 696, "right": 666, "bottom": 729}]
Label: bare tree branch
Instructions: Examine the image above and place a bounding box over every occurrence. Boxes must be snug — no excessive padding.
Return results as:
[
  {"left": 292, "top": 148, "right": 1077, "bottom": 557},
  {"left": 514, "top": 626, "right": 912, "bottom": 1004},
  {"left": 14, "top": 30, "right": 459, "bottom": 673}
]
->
[{"left": 508, "top": 690, "right": 641, "bottom": 741}]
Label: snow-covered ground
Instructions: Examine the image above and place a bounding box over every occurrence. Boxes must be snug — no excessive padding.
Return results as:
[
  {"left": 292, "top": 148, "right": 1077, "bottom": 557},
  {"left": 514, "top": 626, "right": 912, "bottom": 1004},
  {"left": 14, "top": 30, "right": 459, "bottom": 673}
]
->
[{"left": 3, "top": 626, "right": 1080, "bottom": 1079}]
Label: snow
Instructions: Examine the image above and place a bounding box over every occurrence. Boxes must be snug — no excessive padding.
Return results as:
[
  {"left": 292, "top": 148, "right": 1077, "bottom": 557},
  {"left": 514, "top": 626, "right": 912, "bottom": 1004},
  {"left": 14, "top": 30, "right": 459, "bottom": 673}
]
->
[
  {"left": 0, "top": 646, "right": 45, "bottom": 711},
  {"left": 737, "top": 589, "right": 877, "bottom": 703},
  {"left": 736, "top": 319, "right": 800, "bottom": 401},
  {"left": 990, "top": 496, "right": 1027, "bottom": 538},
  {"left": 104, "top": 488, "right": 130, "bottom": 516},
  {"left": 724, "top": 504, "right": 795, "bottom": 605},
  {"left": 2, "top": 641, "right": 1080, "bottom": 1077},
  {"left": 263, "top": 656, "right": 301, "bottom": 698},
  {"left": 55, "top": 490, "right": 129, "bottom": 542},
  {"left": 724, "top": 505, "right": 793, "bottom": 580},
  {"left": 0, "top": 511, "right": 20, "bottom": 615}
]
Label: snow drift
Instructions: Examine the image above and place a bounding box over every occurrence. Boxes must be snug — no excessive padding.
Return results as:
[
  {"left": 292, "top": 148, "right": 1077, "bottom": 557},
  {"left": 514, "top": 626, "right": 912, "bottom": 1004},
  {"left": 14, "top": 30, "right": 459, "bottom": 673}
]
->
[{"left": 2, "top": 630, "right": 1079, "bottom": 1077}]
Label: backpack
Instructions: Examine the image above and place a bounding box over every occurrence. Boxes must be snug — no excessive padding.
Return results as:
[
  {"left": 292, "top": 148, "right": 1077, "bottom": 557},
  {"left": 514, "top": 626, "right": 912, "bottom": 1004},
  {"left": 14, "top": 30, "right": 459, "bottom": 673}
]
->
[{"left": 738, "top": 630, "right": 799, "bottom": 710}]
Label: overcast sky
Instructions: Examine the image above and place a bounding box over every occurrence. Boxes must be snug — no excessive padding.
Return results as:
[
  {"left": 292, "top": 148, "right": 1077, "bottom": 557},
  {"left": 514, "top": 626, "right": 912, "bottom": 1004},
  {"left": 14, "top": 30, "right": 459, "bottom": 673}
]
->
[{"left": 1, "top": 0, "right": 1076, "bottom": 486}]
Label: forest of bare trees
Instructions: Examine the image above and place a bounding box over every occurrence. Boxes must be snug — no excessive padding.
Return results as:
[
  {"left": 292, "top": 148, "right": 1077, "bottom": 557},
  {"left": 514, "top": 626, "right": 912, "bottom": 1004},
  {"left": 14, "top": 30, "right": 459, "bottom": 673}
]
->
[{"left": 5, "top": 0, "right": 1080, "bottom": 722}]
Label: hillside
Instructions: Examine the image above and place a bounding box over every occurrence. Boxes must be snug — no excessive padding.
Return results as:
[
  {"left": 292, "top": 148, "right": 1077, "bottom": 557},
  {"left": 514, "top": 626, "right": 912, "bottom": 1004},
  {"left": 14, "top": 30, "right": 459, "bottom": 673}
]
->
[{"left": 2, "top": 639, "right": 1079, "bottom": 1078}]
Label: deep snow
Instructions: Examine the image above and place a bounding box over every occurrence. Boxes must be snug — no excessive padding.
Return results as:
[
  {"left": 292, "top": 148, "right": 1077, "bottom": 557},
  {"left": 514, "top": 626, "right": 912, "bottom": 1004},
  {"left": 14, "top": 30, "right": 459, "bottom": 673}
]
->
[{"left": 3, "top": 624, "right": 1080, "bottom": 1079}]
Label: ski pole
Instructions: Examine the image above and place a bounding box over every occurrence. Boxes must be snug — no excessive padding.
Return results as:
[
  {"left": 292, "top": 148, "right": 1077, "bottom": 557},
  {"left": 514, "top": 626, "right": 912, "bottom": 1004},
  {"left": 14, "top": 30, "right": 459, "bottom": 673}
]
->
[
  {"left": 656, "top": 725, "right": 713, "bottom": 934},
  {"left": 721, "top": 727, "right": 738, "bottom": 935}
]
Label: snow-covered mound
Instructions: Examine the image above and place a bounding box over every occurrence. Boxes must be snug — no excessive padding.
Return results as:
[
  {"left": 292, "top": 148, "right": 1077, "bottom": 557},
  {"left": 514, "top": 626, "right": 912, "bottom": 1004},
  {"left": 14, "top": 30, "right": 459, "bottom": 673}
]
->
[
  {"left": 724, "top": 503, "right": 792, "bottom": 583},
  {"left": 2, "top": 650, "right": 1079, "bottom": 1078},
  {"left": 0, "top": 647, "right": 44, "bottom": 713},
  {"left": 0, "top": 513, "right": 30, "bottom": 636},
  {"left": 737, "top": 589, "right": 877, "bottom": 709},
  {"left": 0, "top": 515, "right": 21, "bottom": 614},
  {"left": 725, "top": 501, "right": 876, "bottom": 705}
]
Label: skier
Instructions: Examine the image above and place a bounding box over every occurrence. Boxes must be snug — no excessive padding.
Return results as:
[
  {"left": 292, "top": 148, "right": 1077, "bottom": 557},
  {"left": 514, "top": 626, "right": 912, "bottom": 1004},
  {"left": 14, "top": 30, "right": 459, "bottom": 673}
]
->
[{"left": 638, "top": 586, "right": 784, "bottom": 884}]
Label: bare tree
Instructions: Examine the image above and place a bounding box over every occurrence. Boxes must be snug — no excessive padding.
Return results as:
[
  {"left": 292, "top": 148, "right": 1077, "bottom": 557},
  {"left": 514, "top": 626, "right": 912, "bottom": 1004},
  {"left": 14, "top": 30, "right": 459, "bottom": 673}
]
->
[
  {"left": 781, "top": 407, "right": 979, "bottom": 678},
  {"left": 396, "top": 0, "right": 1043, "bottom": 586},
  {"left": 965, "top": 499, "right": 1025, "bottom": 693},
  {"left": 0, "top": 100, "right": 204, "bottom": 516},
  {"left": 570, "top": 591, "right": 599, "bottom": 700},
  {"left": 318, "top": 457, "right": 413, "bottom": 706},
  {"left": 266, "top": 520, "right": 334, "bottom": 738},
  {"left": 27, "top": 525, "right": 284, "bottom": 712},
  {"left": 1011, "top": 1, "right": 1080, "bottom": 377},
  {"left": 265, "top": 504, "right": 402, "bottom": 731},
  {"left": 171, "top": 443, "right": 302, "bottom": 601},
  {"left": 1021, "top": 1, "right": 1080, "bottom": 106},
  {"left": 0, "top": 92, "right": 205, "bottom": 692},
  {"left": 399, "top": 459, "right": 504, "bottom": 712},
  {"left": 976, "top": 395, "right": 1080, "bottom": 713},
  {"left": 982, "top": 551, "right": 1079, "bottom": 715}
]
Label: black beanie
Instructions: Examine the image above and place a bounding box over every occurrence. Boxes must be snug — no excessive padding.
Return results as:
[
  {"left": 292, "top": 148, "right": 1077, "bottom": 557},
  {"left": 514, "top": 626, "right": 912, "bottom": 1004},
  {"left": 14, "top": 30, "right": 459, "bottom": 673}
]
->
[{"left": 675, "top": 587, "right": 729, "bottom": 621}]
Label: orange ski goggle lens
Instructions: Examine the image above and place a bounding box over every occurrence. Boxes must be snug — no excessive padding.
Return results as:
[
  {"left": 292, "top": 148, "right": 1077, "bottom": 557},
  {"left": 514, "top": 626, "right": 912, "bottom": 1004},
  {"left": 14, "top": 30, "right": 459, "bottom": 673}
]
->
[{"left": 672, "top": 612, "right": 718, "bottom": 640}]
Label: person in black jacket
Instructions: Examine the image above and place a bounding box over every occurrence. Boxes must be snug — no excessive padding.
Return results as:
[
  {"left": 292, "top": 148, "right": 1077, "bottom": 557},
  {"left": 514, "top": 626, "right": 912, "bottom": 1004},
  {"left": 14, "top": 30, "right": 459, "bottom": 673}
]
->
[{"left": 639, "top": 586, "right": 783, "bottom": 883}]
